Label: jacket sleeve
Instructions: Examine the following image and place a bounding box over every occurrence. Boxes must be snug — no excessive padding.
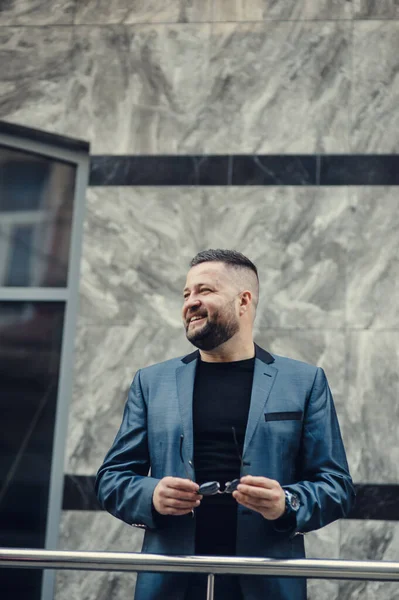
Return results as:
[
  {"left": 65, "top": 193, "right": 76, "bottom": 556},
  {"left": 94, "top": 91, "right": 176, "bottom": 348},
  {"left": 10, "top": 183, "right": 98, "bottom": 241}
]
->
[
  {"left": 95, "top": 369, "right": 160, "bottom": 530},
  {"left": 281, "top": 367, "right": 355, "bottom": 535}
]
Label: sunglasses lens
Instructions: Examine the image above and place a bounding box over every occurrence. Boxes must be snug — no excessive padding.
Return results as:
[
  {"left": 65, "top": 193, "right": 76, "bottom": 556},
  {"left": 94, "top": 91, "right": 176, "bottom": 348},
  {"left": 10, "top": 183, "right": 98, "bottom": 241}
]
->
[
  {"left": 199, "top": 481, "right": 220, "bottom": 496},
  {"left": 224, "top": 478, "right": 240, "bottom": 493}
]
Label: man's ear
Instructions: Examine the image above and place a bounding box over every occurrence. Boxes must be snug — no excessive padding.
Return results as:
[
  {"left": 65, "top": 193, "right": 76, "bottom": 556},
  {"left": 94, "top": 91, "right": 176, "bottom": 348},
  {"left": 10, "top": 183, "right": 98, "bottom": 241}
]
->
[{"left": 239, "top": 291, "right": 252, "bottom": 313}]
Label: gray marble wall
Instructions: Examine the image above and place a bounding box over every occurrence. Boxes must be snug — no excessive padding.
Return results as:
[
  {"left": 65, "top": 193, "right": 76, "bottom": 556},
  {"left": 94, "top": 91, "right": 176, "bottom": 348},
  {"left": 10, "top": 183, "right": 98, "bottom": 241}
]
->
[
  {"left": 1, "top": 2, "right": 398, "bottom": 600},
  {"left": 1, "top": 4, "right": 399, "bottom": 154}
]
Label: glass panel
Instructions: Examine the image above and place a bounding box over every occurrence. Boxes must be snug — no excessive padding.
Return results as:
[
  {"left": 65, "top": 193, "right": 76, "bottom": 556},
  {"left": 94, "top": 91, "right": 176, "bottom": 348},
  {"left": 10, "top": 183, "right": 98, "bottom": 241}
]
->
[
  {"left": 0, "top": 146, "right": 76, "bottom": 287},
  {"left": 0, "top": 301, "right": 65, "bottom": 599}
]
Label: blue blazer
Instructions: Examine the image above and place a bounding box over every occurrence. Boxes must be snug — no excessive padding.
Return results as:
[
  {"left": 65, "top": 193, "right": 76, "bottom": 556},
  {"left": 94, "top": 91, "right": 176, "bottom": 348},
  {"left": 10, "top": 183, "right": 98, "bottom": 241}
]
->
[{"left": 95, "top": 344, "right": 355, "bottom": 600}]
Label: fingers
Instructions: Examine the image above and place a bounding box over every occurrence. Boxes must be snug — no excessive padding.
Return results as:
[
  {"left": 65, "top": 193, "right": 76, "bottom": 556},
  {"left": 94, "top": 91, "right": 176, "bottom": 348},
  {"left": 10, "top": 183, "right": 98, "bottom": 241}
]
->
[
  {"left": 236, "top": 483, "right": 280, "bottom": 502},
  {"left": 165, "top": 489, "right": 202, "bottom": 502},
  {"left": 240, "top": 475, "right": 278, "bottom": 489},
  {"left": 233, "top": 492, "right": 280, "bottom": 519},
  {"left": 162, "top": 478, "right": 202, "bottom": 501},
  {"left": 153, "top": 477, "right": 203, "bottom": 516},
  {"left": 161, "top": 493, "right": 201, "bottom": 505},
  {"left": 162, "top": 497, "right": 201, "bottom": 512},
  {"left": 233, "top": 488, "right": 271, "bottom": 508},
  {"left": 233, "top": 478, "right": 286, "bottom": 520},
  {"left": 233, "top": 493, "right": 262, "bottom": 512},
  {"left": 164, "top": 476, "right": 199, "bottom": 491}
]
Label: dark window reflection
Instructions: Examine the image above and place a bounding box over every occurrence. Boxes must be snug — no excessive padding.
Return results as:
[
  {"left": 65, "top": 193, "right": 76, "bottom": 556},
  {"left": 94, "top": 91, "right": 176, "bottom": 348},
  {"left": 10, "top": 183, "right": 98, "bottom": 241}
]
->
[
  {"left": 0, "top": 146, "right": 76, "bottom": 287},
  {"left": 0, "top": 301, "right": 65, "bottom": 599}
]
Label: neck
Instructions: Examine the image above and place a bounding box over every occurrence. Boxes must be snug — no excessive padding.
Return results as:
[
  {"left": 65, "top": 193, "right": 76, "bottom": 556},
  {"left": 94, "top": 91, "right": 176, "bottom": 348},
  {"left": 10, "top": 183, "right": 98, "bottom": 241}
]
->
[{"left": 199, "top": 337, "right": 255, "bottom": 363}]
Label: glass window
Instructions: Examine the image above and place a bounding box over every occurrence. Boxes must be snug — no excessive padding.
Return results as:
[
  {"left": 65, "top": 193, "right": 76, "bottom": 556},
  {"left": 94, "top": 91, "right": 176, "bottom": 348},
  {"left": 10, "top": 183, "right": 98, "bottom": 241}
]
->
[
  {"left": 0, "top": 146, "right": 76, "bottom": 287},
  {"left": 0, "top": 301, "right": 65, "bottom": 599}
]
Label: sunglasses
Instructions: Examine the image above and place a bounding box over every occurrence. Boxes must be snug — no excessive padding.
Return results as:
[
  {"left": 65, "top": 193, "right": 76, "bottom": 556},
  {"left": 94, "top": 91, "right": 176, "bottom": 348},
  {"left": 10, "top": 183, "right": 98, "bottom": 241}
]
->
[{"left": 180, "top": 427, "right": 243, "bottom": 496}]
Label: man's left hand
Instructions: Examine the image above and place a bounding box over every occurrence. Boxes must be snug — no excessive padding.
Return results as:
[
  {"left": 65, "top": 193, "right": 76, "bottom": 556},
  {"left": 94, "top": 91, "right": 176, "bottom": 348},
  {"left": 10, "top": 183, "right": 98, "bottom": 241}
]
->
[{"left": 232, "top": 475, "right": 286, "bottom": 520}]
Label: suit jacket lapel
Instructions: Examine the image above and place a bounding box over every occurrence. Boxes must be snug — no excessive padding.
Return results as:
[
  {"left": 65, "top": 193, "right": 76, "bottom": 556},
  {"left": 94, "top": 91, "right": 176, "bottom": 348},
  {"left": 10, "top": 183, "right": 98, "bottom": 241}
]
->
[
  {"left": 175, "top": 346, "right": 277, "bottom": 463},
  {"left": 176, "top": 350, "right": 199, "bottom": 468},
  {"left": 243, "top": 347, "right": 277, "bottom": 455}
]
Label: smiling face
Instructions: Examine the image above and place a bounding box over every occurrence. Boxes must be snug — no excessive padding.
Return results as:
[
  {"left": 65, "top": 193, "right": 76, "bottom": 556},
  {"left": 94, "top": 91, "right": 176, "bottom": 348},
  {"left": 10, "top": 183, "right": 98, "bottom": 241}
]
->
[{"left": 182, "top": 262, "right": 242, "bottom": 351}]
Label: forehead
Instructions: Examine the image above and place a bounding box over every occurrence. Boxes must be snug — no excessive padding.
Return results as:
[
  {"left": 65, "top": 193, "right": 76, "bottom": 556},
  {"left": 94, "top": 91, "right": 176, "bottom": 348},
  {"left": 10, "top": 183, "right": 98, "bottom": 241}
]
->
[{"left": 184, "top": 262, "right": 231, "bottom": 288}]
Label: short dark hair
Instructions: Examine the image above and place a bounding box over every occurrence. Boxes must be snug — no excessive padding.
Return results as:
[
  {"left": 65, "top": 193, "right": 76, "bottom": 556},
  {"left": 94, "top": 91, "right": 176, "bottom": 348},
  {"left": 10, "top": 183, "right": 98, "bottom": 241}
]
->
[{"left": 190, "top": 249, "right": 258, "bottom": 281}]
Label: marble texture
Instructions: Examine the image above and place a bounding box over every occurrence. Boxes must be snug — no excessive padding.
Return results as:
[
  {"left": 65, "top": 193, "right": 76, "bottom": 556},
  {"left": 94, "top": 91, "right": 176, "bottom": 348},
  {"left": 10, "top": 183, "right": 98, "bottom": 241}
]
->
[
  {"left": 254, "top": 329, "right": 346, "bottom": 409},
  {"left": 80, "top": 184, "right": 399, "bottom": 331},
  {"left": 201, "top": 186, "right": 350, "bottom": 329},
  {"left": 354, "top": 0, "right": 399, "bottom": 18},
  {"left": 213, "top": 0, "right": 353, "bottom": 21},
  {"left": 320, "top": 155, "right": 399, "bottom": 185},
  {"left": 0, "top": 22, "right": 352, "bottom": 154},
  {"left": 75, "top": 0, "right": 213, "bottom": 24},
  {"left": 55, "top": 510, "right": 143, "bottom": 600},
  {"left": 78, "top": 186, "right": 351, "bottom": 329},
  {"left": 78, "top": 187, "right": 202, "bottom": 326},
  {"left": 73, "top": 184, "right": 399, "bottom": 486},
  {"left": 346, "top": 188, "right": 399, "bottom": 329},
  {"left": 351, "top": 484, "right": 399, "bottom": 520},
  {"left": 352, "top": 22, "right": 399, "bottom": 152},
  {"left": 65, "top": 322, "right": 192, "bottom": 473},
  {"left": 62, "top": 182, "right": 399, "bottom": 600},
  {"left": 0, "top": 27, "right": 72, "bottom": 134},
  {"left": 89, "top": 155, "right": 318, "bottom": 186},
  {"left": 89, "top": 155, "right": 233, "bottom": 186},
  {"left": 231, "top": 155, "right": 316, "bottom": 185},
  {"left": 2, "top": 20, "right": 399, "bottom": 154},
  {"left": 339, "top": 520, "right": 399, "bottom": 599},
  {"left": 64, "top": 26, "right": 139, "bottom": 154},
  {"left": 89, "top": 154, "right": 399, "bottom": 186},
  {"left": 198, "top": 22, "right": 351, "bottom": 154},
  {"left": 342, "top": 331, "right": 399, "bottom": 484},
  {"left": 0, "top": 1, "right": 75, "bottom": 25},
  {"left": 305, "top": 521, "right": 340, "bottom": 600},
  {"left": 63, "top": 24, "right": 211, "bottom": 154}
]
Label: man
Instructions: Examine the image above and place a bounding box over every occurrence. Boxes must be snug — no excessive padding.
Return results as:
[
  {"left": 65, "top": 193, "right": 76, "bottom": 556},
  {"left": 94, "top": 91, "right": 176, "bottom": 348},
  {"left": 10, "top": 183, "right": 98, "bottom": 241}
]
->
[{"left": 95, "top": 249, "right": 355, "bottom": 600}]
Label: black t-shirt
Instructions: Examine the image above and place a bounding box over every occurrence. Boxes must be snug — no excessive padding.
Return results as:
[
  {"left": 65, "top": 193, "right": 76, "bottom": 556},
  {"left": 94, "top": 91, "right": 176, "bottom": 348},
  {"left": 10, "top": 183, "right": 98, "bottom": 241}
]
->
[{"left": 193, "top": 357, "right": 255, "bottom": 555}]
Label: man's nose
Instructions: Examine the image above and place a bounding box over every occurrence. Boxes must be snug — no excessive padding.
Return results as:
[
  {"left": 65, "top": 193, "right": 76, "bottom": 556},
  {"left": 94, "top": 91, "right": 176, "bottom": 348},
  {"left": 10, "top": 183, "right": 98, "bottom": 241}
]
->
[{"left": 185, "top": 297, "right": 201, "bottom": 312}]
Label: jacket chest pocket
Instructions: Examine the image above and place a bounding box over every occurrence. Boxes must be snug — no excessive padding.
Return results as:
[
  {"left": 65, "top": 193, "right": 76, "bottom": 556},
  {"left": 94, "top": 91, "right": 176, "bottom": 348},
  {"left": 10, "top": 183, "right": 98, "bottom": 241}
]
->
[
  {"left": 264, "top": 411, "right": 302, "bottom": 422},
  {"left": 261, "top": 411, "right": 304, "bottom": 469}
]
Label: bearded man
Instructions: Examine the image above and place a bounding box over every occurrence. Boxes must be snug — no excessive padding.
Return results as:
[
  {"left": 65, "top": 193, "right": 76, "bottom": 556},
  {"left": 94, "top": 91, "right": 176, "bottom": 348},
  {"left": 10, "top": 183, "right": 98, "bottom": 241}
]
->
[{"left": 96, "top": 249, "right": 355, "bottom": 600}]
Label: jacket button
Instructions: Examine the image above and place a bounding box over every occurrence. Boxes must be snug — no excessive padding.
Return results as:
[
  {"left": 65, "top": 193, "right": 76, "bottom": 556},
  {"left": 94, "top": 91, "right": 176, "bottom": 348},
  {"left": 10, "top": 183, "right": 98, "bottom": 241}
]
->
[{"left": 243, "top": 461, "right": 251, "bottom": 466}]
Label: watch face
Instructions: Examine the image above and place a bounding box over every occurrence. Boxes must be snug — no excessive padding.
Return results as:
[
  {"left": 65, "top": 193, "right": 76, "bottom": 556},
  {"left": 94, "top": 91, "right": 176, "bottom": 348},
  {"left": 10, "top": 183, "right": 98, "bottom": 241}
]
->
[
  {"left": 290, "top": 493, "right": 300, "bottom": 510},
  {"left": 286, "top": 491, "right": 300, "bottom": 511}
]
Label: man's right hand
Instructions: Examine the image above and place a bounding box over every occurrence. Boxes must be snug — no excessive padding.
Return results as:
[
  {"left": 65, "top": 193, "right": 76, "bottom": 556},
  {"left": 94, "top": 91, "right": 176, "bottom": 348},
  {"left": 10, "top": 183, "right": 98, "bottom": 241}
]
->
[{"left": 152, "top": 477, "right": 202, "bottom": 516}]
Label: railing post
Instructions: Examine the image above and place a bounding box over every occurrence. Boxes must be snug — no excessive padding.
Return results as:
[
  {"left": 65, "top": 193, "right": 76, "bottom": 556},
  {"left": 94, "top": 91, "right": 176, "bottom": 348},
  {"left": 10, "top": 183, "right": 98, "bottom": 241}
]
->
[{"left": 206, "top": 573, "right": 215, "bottom": 600}]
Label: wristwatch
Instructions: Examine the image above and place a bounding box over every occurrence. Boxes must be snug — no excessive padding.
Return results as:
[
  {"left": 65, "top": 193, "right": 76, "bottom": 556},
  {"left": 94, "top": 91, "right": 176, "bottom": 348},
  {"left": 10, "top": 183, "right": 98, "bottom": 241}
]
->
[{"left": 284, "top": 490, "right": 300, "bottom": 516}]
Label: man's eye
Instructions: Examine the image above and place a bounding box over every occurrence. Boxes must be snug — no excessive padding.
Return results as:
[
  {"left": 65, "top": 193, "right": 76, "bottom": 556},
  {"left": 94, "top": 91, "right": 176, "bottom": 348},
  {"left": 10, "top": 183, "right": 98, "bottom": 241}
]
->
[{"left": 200, "top": 288, "right": 211, "bottom": 293}]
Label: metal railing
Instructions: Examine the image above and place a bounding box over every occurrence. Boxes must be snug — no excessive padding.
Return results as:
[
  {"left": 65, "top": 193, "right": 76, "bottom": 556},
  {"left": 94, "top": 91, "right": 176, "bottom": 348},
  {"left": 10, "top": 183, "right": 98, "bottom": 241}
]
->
[{"left": 1, "top": 548, "right": 399, "bottom": 600}]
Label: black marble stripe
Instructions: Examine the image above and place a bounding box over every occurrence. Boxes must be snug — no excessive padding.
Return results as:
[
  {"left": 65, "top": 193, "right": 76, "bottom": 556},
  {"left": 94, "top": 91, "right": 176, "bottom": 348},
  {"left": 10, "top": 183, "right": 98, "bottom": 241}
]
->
[
  {"left": 88, "top": 155, "right": 399, "bottom": 186},
  {"left": 89, "top": 155, "right": 231, "bottom": 186},
  {"left": 63, "top": 475, "right": 101, "bottom": 511},
  {"left": 89, "top": 155, "right": 316, "bottom": 186},
  {"left": 232, "top": 156, "right": 316, "bottom": 185},
  {"left": 348, "top": 484, "right": 399, "bottom": 521},
  {"left": 63, "top": 476, "right": 399, "bottom": 520},
  {"left": 320, "top": 155, "right": 399, "bottom": 185}
]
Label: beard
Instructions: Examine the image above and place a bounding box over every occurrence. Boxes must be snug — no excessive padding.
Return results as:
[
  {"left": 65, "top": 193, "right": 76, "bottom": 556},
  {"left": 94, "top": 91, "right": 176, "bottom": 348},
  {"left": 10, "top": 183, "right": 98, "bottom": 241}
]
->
[{"left": 185, "top": 304, "right": 239, "bottom": 351}]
